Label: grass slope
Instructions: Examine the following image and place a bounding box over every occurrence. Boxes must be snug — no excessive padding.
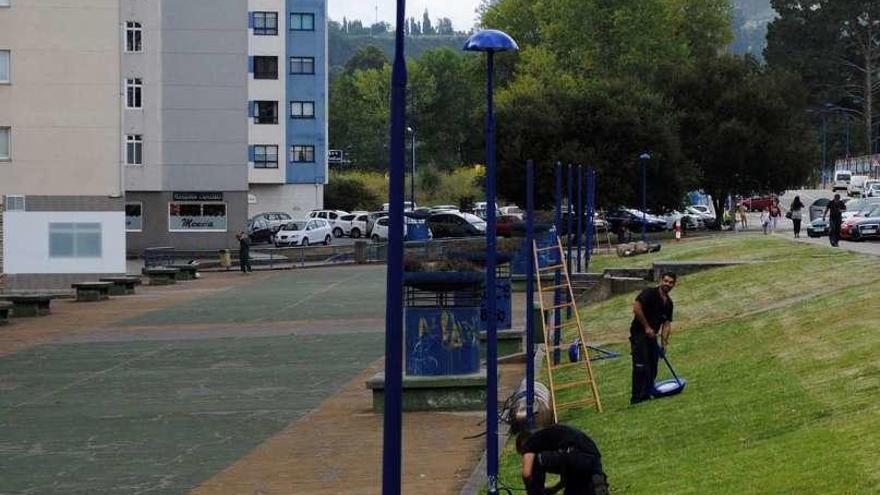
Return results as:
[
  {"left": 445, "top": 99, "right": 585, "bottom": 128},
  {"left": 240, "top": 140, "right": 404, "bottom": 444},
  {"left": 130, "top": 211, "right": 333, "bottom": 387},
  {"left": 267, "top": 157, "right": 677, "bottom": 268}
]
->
[{"left": 496, "top": 235, "right": 880, "bottom": 494}]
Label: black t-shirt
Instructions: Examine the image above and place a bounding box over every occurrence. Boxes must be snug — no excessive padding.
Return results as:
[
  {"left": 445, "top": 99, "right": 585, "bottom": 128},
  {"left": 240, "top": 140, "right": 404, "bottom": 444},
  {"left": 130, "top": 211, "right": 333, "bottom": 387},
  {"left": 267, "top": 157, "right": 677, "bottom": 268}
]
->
[
  {"left": 522, "top": 424, "right": 600, "bottom": 457},
  {"left": 630, "top": 287, "right": 673, "bottom": 337},
  {"left": 827, "top": 199, "right": 846, "bottom": 221}
]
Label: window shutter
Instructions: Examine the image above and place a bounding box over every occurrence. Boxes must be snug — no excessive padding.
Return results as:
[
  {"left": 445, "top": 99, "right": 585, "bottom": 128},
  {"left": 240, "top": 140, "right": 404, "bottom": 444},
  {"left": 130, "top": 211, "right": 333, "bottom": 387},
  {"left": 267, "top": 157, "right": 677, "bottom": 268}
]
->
[
  {"left": 248, "top": 101, "right": 255, "bottom": 118},
  {"left": 248, "top": 12, "right": 255, "bottom": 29},
  {"left": 248, "top": 56, "right": 254, "bottom": 73},
  {"left": 248, "top": 145, "right": 256, "bottom": 162}
]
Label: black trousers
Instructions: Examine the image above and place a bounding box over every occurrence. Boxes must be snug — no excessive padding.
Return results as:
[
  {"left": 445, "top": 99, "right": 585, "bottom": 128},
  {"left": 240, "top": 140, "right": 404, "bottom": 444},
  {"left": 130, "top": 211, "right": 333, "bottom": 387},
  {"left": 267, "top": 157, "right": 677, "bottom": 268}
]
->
[
  {"left": 792, "top": 219, "right": 801, "bottom": 237},
  {"left": 239, "top": 254, "right": 252, "bottom": 272},
  {"left": 829, "top": 219, "right": 841, "bottom": 246},
  {"left": 525, "top": 450, "right": 607, "bottom": 495},
  {"left": 630, "top": 333, "right": 659, "bottom": 404}
]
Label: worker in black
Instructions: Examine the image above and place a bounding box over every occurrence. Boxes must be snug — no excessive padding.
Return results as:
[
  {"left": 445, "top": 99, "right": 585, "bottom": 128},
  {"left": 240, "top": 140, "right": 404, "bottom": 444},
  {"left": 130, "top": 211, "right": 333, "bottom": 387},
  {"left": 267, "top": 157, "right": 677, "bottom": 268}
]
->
[
  {"left": 516, "top": 424, "right": 609, "bottom": 495},
  {"left": 823, "top": 193, "right": 847, "bottom": 247},
  {"left": 629, "top": 272, "right": 676, "bottom": 404}
]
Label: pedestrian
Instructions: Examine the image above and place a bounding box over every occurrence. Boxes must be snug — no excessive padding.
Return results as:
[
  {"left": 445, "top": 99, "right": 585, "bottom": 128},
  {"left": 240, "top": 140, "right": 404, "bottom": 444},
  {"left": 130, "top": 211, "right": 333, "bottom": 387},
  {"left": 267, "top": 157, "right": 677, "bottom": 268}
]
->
[
  {"left": 236, "top": 231, "right": 252, "bottom": 273},
  {"left": 629, "top": 272, "right": 676, "bottom": 404},
  {"left": 759, "top": 208, "right": 770, "bottom": 235},
  {"left": 769, "top": 200, "right": 782, "bottom": 232},
  {"left": 789, "top": 196, "right": 805, "bottom": 238},
  {"left": 823, "top": 193, "right": 847, "bottom": 247},
  {"left": 517, "top": 424, "right": 609, "bottom": 495},
  {"left": 737, "top": 203, "right": 748, "bottom": 229}
]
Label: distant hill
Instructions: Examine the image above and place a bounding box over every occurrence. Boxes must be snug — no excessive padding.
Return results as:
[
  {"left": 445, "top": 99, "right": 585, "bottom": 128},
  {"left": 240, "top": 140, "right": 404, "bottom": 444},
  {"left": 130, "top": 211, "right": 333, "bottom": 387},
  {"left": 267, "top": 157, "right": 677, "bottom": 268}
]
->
[
  {"left": 329, "top": 31, "right": 468, "bottom": 74},
  {"left": 730, "top": 0, "right": 775, "bottom": 59}
]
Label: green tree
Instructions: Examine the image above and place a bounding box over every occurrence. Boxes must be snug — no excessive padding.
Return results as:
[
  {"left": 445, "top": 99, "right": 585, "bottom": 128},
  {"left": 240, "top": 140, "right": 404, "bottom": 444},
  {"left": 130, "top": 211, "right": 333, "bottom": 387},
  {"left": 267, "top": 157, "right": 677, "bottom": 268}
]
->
[
  {"left": 343, "top": 45, "right": 388, "bottom": 73},
  {"left": 422, "top": 10, "right": 435, "bottom": 35},
  {"left": 324, "top": 174, "right": 380, "bottom": 212}
]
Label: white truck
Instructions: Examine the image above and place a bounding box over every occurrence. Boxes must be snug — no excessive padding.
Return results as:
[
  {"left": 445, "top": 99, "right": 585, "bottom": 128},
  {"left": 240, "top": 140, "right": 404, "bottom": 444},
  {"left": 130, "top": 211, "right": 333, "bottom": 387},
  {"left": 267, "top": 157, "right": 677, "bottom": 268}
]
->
[
  {"left": 832, "top": 170, "right": 852, "bottom": 193},
  {"left": 848, "top": 175, "right": 869, "bottom": 197}
]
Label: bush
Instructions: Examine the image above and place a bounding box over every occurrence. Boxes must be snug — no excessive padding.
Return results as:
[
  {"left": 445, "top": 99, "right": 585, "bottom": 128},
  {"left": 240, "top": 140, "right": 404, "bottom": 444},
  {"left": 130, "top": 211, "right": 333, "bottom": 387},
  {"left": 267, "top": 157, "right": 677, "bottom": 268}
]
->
[{"left": 324, "top": 174, "right": 380, "bottom": 212}]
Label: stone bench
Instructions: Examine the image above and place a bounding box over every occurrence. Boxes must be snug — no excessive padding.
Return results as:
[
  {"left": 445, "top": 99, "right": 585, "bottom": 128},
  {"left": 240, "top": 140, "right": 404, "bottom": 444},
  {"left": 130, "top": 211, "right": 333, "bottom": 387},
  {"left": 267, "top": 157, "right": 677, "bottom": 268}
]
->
[
  {"left": 142, "top": 267, "right": 180, "bottom": 285},
  {"left": 0, "top": 295, "right": 53, "bottom": 317},
  {"left": 0, "top": 301, "right": 12, "bottom": 325},
  {"left": 167, "top": 264, "right": 199, "bottom": 281},
  {"left": 99, "top": 276, "right": 141, "bottom": 296},
  {"left": 71, "top": 282, "right": 113, "bottom": 302}
]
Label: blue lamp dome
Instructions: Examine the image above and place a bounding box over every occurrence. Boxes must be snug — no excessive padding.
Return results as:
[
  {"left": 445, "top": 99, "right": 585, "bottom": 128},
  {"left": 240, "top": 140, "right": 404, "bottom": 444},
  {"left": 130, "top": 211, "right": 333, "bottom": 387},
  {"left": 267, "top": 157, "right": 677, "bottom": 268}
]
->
[{"left": 463, "top": 29, "right": 519, "bottom": 53}]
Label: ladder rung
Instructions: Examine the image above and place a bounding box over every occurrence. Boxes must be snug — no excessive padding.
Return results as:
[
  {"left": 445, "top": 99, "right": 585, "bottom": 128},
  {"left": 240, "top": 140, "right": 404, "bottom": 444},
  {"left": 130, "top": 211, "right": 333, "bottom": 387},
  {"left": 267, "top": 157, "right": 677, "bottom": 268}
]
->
[
  {"left": 535, "top": 245, "right": 560, "bottom": 252},
  {"left": 540, "top": 284, "right": 569, "bottom": 292},
  {"left": 553, "top": 380, "right": 592, "bottom": 392},
  {"left": 551, "top": 361, "right": 586, "bottom": 372},
  {"left": 557, "top": 398, "right": 597, "bottom": 410},
  {"left": 538, "top": 264, "right": 565, "bottom": 272},
  {"left": 541, "top": 302, "right": 573, "bottom": 312},
  {"left": 546, "top": 320, "right": 579, "bottom": 331}
]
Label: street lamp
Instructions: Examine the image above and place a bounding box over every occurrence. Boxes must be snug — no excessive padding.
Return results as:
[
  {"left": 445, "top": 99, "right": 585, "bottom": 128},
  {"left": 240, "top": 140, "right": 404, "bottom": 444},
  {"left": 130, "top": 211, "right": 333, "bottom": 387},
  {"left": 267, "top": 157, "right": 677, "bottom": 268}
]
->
[
  {"left": 639, "top": 153, "right": 651, "bottom": 242},
  {"left": 463, "top": 29, "right": 519, "bottom": 495},
  {"left": 406, "top": 126, "right": 416, "bottom": 207}
]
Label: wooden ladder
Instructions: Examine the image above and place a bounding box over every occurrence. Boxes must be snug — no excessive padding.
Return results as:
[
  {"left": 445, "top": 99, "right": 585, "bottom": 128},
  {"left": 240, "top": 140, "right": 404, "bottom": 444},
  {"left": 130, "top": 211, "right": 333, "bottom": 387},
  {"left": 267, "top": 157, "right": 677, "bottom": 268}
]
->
[{"left": 533, "top": 236, "right": 603, "bottom": 422}]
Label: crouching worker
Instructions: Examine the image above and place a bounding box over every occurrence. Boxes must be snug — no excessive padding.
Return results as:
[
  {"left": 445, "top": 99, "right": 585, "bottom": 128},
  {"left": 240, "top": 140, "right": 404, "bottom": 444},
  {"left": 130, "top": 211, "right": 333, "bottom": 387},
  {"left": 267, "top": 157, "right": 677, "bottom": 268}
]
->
[{"left": 516, "top": 424, "right": 609, "bottom": 495}]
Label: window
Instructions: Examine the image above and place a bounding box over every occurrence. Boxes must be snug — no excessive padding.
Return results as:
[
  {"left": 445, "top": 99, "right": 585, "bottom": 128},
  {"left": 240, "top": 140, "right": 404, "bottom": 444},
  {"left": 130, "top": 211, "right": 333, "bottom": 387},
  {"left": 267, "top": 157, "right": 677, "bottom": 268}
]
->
[
  {"left": 4, "top": 195, "right": 24, "bottom": 211},
  {"left": 289, "top": 57, "right": 315, "bottom": 75},
  {"left": 0, "top": 127, "right": 9, "bottom": 160},
  {"left": 126, "top": 78, "right": 142, "bottom": 108},
  {"left": 290, "top": 145, "right": 315, "bottom": 163},
  {"left": 290, "top": 13, "right": 315, "bottom": 31},
  {"left": 0, "top": 50, "right": 9, "bottom": 83},
  {"left": 126, "top": 135, "right": 143, "bottom": 165},
  {"left": 125, "top": 22, "right": 143, "bottom": 52},
  {"left": 125, "top": 202, "right": 143, "bottom": 232},
  {"left": 0, "top": 0, "right": 9, "bottom": 7},
  {"left": 253, "top": 12, "right": 278, "bottom": 35},
  {"left": 49, "top": 223, "right": 102, "bottom": 258},
  {"left": 252, "top": 145, "right": 279, "bottom": 168},
  {"left": 253, "top": 101, "right": 278, "bottom": 124},
  {"left": 290, "top": 101, "right": 315, "bottom": 119},
  {"left": 253, "top": 56, "right": 278, "bottom": 80},
  {"left": 169, "top": 202, "right": 227, "bottom": 231}
]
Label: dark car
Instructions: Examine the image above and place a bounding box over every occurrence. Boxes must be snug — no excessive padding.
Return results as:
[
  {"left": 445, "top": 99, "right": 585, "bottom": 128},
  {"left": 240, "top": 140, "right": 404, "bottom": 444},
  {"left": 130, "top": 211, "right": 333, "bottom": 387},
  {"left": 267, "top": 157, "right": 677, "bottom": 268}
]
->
[
  {"left": 841, "top": 206, "right": 880, "bottom": 241},
  {"left": 604, "top": 208, "right": 666, "bottom": 234},
  {"left": 427, "top": 212, "right": 487, "bottom": 238},
  {"left": 496, "top": 214, "right": 523, "bottom": 238},
  {"left": 247, "top": 217, "right": 276, "bottom": 244}
]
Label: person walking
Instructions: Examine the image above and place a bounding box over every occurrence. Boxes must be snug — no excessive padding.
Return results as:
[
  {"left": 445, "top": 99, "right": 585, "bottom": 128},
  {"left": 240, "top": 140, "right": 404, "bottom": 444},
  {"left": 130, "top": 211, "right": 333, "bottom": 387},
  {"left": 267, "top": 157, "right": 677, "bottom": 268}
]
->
[
  {"left": 737, "top": 203, "right": 748, "bottom": 230},
  {"left": 629, "top": 272, "right": 676, "bottom": 404},
  {"left": 789, "top": 196, "right": 805, "bottom": 238},
  {"left": 517, "top": 424, "right": 609, "bottom": 495},
  {"left": 823, "top": 194, "right": 847, "bottom": 247},
  {"left": 236, "top": 231, "right": 252, "bottom": 273},
  {"left": 769, "top": 200, "right": 782, "bottom": 233},
  {"left": 759, "top": 208, "right": 770, "bottom": 235}
]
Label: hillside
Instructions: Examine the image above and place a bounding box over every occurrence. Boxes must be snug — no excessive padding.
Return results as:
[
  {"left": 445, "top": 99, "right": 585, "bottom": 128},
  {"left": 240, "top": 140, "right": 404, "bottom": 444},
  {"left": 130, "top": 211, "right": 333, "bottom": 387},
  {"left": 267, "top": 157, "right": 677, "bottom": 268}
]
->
[{"left": 329, "top": 32, "right": 468, "bottom": 74}]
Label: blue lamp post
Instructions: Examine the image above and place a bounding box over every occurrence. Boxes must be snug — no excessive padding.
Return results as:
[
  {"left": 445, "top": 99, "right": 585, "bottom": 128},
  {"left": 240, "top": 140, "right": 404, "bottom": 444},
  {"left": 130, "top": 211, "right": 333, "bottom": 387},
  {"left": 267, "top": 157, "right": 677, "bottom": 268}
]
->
[
  {"left": 463, "top": 29, "right": 518, "bottom": 495},
  {"left": 639, "top": 153, "right": 651, "bottom": 243}
]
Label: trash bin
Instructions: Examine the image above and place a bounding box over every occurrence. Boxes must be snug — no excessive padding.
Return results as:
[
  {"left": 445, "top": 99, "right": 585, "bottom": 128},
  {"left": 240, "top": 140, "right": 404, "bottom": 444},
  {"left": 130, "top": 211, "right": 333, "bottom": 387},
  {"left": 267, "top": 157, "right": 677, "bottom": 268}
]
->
[
  {"left": 354, "top": 241, "right": 368, "bottom": 264},
  {"left": 218, "top": 249, "right": 232, "bottom": 269}
]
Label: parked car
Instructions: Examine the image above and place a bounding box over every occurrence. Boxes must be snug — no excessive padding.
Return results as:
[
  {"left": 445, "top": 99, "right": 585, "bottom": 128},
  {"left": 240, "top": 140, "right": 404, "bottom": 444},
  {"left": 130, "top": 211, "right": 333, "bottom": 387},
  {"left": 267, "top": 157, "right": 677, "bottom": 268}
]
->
[
  {"left": 499, "top": 205, "right": 524, "bottom": 219},
  {"left": 429, "top": 204, "right": 459, "bottom": 213},
  {"left": 809, "top": 198, "right": 830, "bottom": 221},
  {"left": 473, "top": 201, "right": 500, "bottom": 219},
  {"left": 841, "top": 198, "right": 880, "bottom": 222},
  {"left": 833, "top": 170, "right": 852, "bottom": 193},
  {"left": 661, "top": 210, "right": 702, "bottom": 231},
  {"left": 806, "top": 217, "right": 829, "bottom": 238},
  {"left": 365, "top": 211, "right": 388, "bottom": 237},
  {"left": 369, "top": 213, "right": 433, "bottom": 242},
  {"left": 865, "top": 181, "right": 880, "bottom": 197},
  {"left": 739, "top": 196, "right": 776, "bottom": 212},
  {"left": 605, "top": 208, "right": 666, "bottom": 233},
  {"left": 274, "top": 218, "right": 332, "bottom": 247},
  {"left": 848, "top": 175, "right": 870, "bottom": 197},
  {"left": 247, "top": 217, "right": 278, "bottom": 244},
  {"left": 686, "top": 205, "right": 715, "bottom": 223},
  {"left": 381, "top": 201, "right": 416, "bottom": 212},
  {"left": 347, "top": 213, "right": 369, "bottom": 238},
  {"left": 496, "top": 214, "right": 523, "bottom": 238},
  {"left": 841, "top": 206, "right": 880, "bottom": 241},
  {"left": 307, "top": 210, "right": 349, "bottom": 238},
  {"left": 427, "top": 211, "right": 487, "bottom": 238},
  {"left": 250, "top": 211, "right": 292, "bottom": 230}
]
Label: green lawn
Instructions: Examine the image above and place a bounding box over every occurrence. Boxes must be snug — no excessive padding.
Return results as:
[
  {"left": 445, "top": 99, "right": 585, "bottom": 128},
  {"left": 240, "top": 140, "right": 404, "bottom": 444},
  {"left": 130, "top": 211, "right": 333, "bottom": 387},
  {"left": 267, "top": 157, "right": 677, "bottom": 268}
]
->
[{"left": 497, "top": 235, "right": 880, "bottom": 494}]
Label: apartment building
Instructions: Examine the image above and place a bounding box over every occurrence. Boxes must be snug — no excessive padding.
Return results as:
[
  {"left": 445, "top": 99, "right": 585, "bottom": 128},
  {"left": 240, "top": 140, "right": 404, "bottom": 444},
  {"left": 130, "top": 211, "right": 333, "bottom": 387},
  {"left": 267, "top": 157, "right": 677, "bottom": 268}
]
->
[
  {"left": 246, "top": 0, "right": 328, "bottom": 218},
  {"left": 123, "top": 0, "right": 249, "bottom": 254},
  {"left": 0, "top": 0, "right": 126, "bottom": 290}
]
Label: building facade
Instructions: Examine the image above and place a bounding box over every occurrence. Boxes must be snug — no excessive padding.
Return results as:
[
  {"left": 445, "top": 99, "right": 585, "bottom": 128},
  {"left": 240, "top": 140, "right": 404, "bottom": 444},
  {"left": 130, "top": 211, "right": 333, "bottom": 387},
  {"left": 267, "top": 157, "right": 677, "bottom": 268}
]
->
[
  {"left": 123, "top": 0, "right": 249, "bottom": 254},
  {"left": 246, "top": 0, "right": 328, "bottom": 219},
  {"left": 0, "top": 0, "right": 126, "bottom": 290}
]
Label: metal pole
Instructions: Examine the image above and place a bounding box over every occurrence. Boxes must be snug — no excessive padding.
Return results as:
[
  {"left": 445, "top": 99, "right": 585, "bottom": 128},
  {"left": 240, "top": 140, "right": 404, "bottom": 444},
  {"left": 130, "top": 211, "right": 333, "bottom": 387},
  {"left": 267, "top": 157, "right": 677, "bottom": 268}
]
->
[
  {"left": 382, "top": 0, "right": 407, "bottom": 493},
  {"left": 576, "top": 165, "right": 583, "bottom": 273},
  {"left": 411, "top": 130, "right": 416, "bottom": 206},
  {"left": 484, "top": 51, "right": 499, "bottom": 495},
  {"left": 553, "top": 162, "right": 562, "bottom": 365},
  {"left": 822, "top": 115, "right": 828, "bottom": 189},
  {"left": 566, "top": 164, "right": 573, "bottom": 319},
  {"left": 585, "top": 168, "right": 594, "bottom": 269},
  {"left": 525, "top": 160, "right": 535, "bottom": 428},
  {"left": 641, "top": 157, "right": 647, "bottom": 243}
]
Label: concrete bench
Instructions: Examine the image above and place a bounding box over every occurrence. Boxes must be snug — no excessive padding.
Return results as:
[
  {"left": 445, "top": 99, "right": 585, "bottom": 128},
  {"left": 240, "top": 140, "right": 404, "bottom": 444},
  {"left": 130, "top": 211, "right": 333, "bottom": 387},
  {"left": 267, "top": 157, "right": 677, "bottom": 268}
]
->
[
  {"left": 142, "top": 267, "right": 180, "bottom": 285},
  {"left": 0, "top": 301, "right": 12, "bottom": 325},
  {"left": 167, "top": 264, "right": 199, "bottom": 281},
  {"left": 0, "top": 295, "right": 53, "bottom": 317},
  {"left": 71, "top": 282, "right": 113, "bottom": 302},
  {"left": 99, "top": 276, "right": 141, "bottom": 296}
]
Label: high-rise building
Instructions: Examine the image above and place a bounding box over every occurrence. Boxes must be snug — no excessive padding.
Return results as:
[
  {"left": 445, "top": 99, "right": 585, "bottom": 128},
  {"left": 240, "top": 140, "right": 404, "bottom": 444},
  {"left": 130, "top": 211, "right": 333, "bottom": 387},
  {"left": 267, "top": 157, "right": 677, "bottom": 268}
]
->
[
  {"left": 246, "top": 0, "right": 328, "bottom": 218},
  {"left": 0, "top": 0, "right": 126, "bottom": 290}
]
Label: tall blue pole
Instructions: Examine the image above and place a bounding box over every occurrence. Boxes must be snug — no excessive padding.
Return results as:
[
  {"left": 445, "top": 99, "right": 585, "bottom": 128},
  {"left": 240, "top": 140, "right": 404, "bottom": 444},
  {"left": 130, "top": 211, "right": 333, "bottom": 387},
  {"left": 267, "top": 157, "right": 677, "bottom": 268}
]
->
[
  {"left": 553, "top": 162, "right": 562, "bottom": 365},
  {"left": 566, "top": 164, "right": 573, "bottom": 319},
  {"left": 576, "top": 165, "right": 583, "bottom": 273},
  {"left": 382, "top": 1, "right": 407, "bottom": 494},
  {"left": 525, "top": 160, "right": 535, "bottom": 428},
  {"left": 484, "top": 51, "right": 500, "bottom": 495},
  {"left": 585, "top": 168, "right": 595, "bottom": 270}
]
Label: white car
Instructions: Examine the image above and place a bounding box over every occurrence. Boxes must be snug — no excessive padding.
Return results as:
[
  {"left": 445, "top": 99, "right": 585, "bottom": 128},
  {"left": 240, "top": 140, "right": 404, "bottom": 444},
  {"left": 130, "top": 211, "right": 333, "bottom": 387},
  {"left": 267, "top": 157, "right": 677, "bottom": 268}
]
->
[
  {"left": 307, "top": 210, "right": 349, "bottom": 238},
  {"left": 864, "top": 180, "right": 880, "bottom": 197},
  {"left": 274, "top": 219, "right": 333, "bottom": 247},
  {"left": 381, "top": 201, "right": 416, "bottom": 212},
  {"left": 499, "top": 205, "right": 524, "bottom": 218},
  {"left": 347, "top": 213, "right": 370, "bottom": 238}
]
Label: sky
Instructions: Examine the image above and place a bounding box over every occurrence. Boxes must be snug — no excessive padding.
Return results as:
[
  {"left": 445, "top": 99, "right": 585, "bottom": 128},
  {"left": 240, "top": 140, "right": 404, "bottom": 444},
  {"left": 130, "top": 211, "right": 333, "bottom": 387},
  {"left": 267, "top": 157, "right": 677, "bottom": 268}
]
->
[{"left": 328, "top": 0, "right": 483, "bottom": 32}]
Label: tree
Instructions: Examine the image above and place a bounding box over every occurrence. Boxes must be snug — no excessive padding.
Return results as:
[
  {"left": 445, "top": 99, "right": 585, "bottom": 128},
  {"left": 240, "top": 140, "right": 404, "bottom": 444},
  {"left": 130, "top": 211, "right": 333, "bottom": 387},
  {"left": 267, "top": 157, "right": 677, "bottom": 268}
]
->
[
  {"left": 667, "top": 55, "right": 818, "bottom": 226},
  {"left": 436, "top": 18, "right": 455, "bottom": 35},
  {"left": 343, "top": 45, "right": 388, "bottom": 73},
  {"left": 325, "top": 174, "right": 380, "bottom": 212},
  {"left": 422, "top": 10, "right": 435, "bottom": 35}
]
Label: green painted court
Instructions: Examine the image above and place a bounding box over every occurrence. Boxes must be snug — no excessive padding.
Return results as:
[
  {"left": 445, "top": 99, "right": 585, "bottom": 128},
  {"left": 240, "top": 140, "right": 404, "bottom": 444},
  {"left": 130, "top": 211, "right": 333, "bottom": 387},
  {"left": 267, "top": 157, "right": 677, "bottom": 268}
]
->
[{"left": 0, "top": 265, "right": 388, "bottom": 495}]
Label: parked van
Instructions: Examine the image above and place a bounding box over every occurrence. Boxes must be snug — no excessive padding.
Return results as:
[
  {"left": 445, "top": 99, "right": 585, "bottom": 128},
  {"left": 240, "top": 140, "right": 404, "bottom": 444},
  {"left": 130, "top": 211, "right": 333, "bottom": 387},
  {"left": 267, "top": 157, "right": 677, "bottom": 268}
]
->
[
  {"left": 833, "top": 170, "right": 852, "bottom": 193},
  {"left": 848, "top": 175, "right": 869, "bottom": 197}
]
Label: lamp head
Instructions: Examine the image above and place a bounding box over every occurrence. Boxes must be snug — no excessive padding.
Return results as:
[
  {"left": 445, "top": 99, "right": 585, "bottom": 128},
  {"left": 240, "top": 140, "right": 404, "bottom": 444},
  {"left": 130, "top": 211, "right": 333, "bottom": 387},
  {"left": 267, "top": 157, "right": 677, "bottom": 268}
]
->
[
  {"left": 639, "top": 153, "right": 651, "bottom": 161},
  {"left": 463, "top": 29, "right": 519, "bottom": 53}
]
